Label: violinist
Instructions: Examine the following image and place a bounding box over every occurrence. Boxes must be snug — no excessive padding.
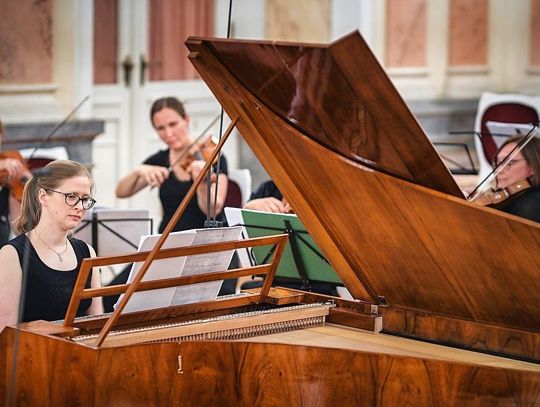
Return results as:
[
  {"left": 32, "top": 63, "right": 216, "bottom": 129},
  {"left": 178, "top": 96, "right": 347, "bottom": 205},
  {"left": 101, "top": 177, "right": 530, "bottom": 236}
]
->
[
  {"left": 115, "top": 97, "right": 229, "bottom": 232},
  {"left": 487, "top": 135, "right": 540, "bottom": 222},
  {"left": 0, "top": 119, "right": 27, "bottom": 246}
]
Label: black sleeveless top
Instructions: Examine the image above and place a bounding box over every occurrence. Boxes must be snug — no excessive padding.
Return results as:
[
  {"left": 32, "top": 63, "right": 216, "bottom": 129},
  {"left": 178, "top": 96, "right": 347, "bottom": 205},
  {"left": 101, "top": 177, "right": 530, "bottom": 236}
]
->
[
  {"left": 8, "top": 234, "right": 93, "bottom": 322},
  {"left": 144, "top": 149, "right": 228, "bottom": 232}
]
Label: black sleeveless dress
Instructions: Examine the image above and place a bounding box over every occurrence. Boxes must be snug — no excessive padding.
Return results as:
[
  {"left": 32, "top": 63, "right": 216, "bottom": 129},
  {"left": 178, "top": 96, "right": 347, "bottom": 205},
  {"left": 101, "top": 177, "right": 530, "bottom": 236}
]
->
[{"left": 8, "top": 234, "right": 93, "bottom": 322}]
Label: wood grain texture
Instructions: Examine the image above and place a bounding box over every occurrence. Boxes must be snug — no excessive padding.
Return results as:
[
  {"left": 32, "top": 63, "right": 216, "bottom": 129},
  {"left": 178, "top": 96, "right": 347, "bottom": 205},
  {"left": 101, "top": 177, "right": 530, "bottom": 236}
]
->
[
  {"left": 186, "top": 34, "right": 540, "bottom": 336},
  {"left": 188, "top": 32, "right": 540, "bottom": 366},
  {"left": 383, "top": 307, "right": 540, "bottom": 362},
  {"left": 198, "top": 32, "right": 462, "bottom": 197},
  {"left": 1, "top": 328, "right": 539, "bottom": 405}
]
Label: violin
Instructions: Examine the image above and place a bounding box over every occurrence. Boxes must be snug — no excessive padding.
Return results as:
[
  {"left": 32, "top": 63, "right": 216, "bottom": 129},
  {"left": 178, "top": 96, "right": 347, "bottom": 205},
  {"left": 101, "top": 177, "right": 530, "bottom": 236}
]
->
[
  {"left": 0, "top": 150, "right": 31, "bottom": 201},
  {"left": 177, "top": 136, "right": 218, "bottom": 172},
  {"left": 470, "top": 179, "right": 531, "bottom": 207},
  {"left": 0, "top": 97, "right": 90, "bottom": 201}
]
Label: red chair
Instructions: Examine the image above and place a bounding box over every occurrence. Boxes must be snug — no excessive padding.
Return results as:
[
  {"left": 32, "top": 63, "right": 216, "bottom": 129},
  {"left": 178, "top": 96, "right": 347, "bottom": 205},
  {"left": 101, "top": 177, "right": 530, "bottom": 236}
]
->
[
  {"left": 223, "top": 179, "right": 243, "bottom": 208},
  {"left": 474, "top": 92, "right": 540, "bottom": 180}
]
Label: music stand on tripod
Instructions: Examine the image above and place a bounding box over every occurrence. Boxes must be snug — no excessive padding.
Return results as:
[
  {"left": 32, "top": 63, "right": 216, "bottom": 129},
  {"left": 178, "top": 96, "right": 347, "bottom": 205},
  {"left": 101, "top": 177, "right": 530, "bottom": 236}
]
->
[{"left": 75, "top": 207, "right": 153, "bottom": 256}]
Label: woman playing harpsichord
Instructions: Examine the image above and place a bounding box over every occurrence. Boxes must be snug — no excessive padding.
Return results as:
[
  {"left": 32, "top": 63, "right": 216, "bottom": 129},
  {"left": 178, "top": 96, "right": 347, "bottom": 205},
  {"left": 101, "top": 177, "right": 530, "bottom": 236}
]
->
[{"left": 0, "top": 160, "right": 103, "bottom": 331}]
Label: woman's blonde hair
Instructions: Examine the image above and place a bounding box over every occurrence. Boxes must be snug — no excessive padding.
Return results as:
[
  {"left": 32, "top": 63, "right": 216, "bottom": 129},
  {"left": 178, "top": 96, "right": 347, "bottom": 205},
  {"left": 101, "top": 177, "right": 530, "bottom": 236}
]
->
[{"left": 14, "top": 160, "right": 94, "bottom": 234}]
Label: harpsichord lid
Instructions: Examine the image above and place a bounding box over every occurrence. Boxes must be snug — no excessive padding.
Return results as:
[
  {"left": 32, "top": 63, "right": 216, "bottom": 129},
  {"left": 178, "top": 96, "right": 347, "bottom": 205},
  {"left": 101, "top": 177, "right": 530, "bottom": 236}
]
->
[{"left": 187, "top": 32, "right": 540, "bottom": 333}]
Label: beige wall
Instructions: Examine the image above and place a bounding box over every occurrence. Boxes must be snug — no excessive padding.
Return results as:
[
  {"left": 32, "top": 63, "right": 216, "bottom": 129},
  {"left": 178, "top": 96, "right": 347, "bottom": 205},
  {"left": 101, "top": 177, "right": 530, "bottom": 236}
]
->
[
  {"left": 531, "top": 0, "right": 540, "bottom": 66},
  {"left": 53, "top": 0, "right": 77, "bottom": 113},
  {"left": 382, "top": 0, "right": 539, "bottom": 97},
  {"left": 1, "top": 0, "right": 539, "bottom": 122},
  {"left": 266, "top": 0, "right": 330, "bottom": 43}
]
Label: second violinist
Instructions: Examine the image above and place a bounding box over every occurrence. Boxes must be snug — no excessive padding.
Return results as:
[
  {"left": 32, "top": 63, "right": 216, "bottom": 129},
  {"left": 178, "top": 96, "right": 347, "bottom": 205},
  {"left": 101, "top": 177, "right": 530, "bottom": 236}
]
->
[
  {"left": 115, "top": 97, "right": 229, "bottom": 232},
  {"left": 484, "top": 135, "right": 540, "bottom": 222},
  {"left": 0, "top": 119, "right": 30, "bottom": 245}
]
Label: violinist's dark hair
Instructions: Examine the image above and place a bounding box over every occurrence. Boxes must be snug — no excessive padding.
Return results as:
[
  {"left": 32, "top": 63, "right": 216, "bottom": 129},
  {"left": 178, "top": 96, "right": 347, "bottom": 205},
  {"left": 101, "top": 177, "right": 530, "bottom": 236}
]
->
[
  {"left": 496, "top": 135, "right": 540, "bottom": 188},
  {"left": 150, "top": 97, "right": 187, "bottom": 125},
  {"left": 14, "top": 160, "right": 94, "bottom": 234}
]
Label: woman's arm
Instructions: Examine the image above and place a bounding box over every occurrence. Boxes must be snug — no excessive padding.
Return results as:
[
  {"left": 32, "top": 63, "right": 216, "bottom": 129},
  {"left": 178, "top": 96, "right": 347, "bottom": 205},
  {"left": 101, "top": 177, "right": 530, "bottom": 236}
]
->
[
  {"left": 188, "top": 160, "right": 229, "bottom": 215},
  {"left": 0, "top": 245, "right": 22, "bottom": 331},
  {"left": 85, "top": 245, "right": 104, "bottom": 316},
  {"left": 196, "top": 173, "right": 229, "bottom": 216},
  {"left": 115, "top": 165, "right": 170, "bottom": 198}
]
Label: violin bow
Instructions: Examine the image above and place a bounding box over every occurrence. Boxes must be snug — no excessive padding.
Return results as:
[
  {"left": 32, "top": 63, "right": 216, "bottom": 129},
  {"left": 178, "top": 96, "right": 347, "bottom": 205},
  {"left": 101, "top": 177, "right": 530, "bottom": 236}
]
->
[{"left": 27, "top": 95, "right": 90, "bottom": 161}]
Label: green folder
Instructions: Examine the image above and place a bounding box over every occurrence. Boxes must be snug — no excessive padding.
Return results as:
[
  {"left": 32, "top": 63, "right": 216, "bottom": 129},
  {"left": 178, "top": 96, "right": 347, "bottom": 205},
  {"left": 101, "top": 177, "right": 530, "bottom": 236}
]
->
[{"left": 241, "top": 210, "right": 342, "bottom": 285}]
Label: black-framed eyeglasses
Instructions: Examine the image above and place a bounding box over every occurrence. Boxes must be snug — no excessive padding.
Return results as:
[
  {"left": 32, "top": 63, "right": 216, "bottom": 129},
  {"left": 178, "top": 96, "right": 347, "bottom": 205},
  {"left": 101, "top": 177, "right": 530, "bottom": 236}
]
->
[
  {"left": 492, "top": 158, "right": 527, "bottom": 169},
  {"left": 46, "top": 189, "right": 97, "bottom": 210}
]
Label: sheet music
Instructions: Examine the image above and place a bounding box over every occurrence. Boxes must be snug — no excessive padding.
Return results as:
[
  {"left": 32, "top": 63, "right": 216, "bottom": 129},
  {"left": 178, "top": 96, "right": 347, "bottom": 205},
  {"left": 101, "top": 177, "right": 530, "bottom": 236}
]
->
[
  {"left": 223, "top": 207, "right": 252, "bottom": 268},
  {"left": 116, "top": 230, "right": 197, "bottom": 313},
  {"left": 171, "top": 226, "right": 243, "bottom": 306},
  {"left": 485, "top": 121, "right": 537, "bottom": 149}
]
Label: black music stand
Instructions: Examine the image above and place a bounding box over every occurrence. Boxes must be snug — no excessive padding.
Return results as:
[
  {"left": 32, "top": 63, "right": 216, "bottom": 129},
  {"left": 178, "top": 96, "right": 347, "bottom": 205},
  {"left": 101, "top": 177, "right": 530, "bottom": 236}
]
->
[
  {"left": 74, "top": 208, "right": 153, "bottom": 256},
  {"left": 225, "top": 208, "right": 342, "bottom": 293},
  {"left": 433, "top": 142, "right": 477, "bottom": 175}
]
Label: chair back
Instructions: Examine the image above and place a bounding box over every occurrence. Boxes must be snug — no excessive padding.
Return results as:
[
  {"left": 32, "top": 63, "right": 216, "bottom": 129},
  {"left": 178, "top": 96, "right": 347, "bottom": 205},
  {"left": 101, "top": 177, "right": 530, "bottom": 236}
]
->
[
  {"left": 474, "top": 92, "right": 540, "bottom": 179},
  {"left": 226, "top": 168, "right": 252, "bottom": 206},
  {"left": 224, "top": 179, "right": 243, "bottom": 208}
]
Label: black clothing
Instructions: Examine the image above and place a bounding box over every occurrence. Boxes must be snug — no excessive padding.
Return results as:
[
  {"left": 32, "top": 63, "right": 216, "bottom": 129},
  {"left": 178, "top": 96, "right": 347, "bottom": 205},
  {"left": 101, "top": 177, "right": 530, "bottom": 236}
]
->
[
  {"left": 144, "top": 149, "right": 228, "bottom": 232},
  {"left": 0, "top": 187, "right": 10, "bottom": 246},
  {"left": 493, "top": 188, "right": 540, "bottom": 222},
  {"left": 250, "top": 180, "right": 282, "bottom": 201},
  {"left": 8, "top": 234, "right": 92, "bottom": 322}
]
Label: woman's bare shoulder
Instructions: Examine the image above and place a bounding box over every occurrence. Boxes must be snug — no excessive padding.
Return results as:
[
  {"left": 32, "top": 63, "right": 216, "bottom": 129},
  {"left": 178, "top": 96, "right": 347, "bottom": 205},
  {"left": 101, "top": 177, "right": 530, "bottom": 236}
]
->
[{"left": 0, "top": 244, "right": 22, "bottom": 277}]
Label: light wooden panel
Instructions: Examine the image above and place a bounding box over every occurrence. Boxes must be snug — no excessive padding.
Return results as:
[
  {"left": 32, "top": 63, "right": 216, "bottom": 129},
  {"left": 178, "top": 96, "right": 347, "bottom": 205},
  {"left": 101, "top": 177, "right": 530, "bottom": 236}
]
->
[
  {"left": 531, "top": 0, "right": 540, "bottom": 66},
  {"left": 448, "top": 0, "right": 488, "bottom": 66},
  {"left": 93, "top": 0, "right": 118, "bottom": 85},
  {"left": 385, "top": 0, "right": 426, "bottom": 67},
  {"left": 148, "top": 0, "right": 214, "bottom": 81}
]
